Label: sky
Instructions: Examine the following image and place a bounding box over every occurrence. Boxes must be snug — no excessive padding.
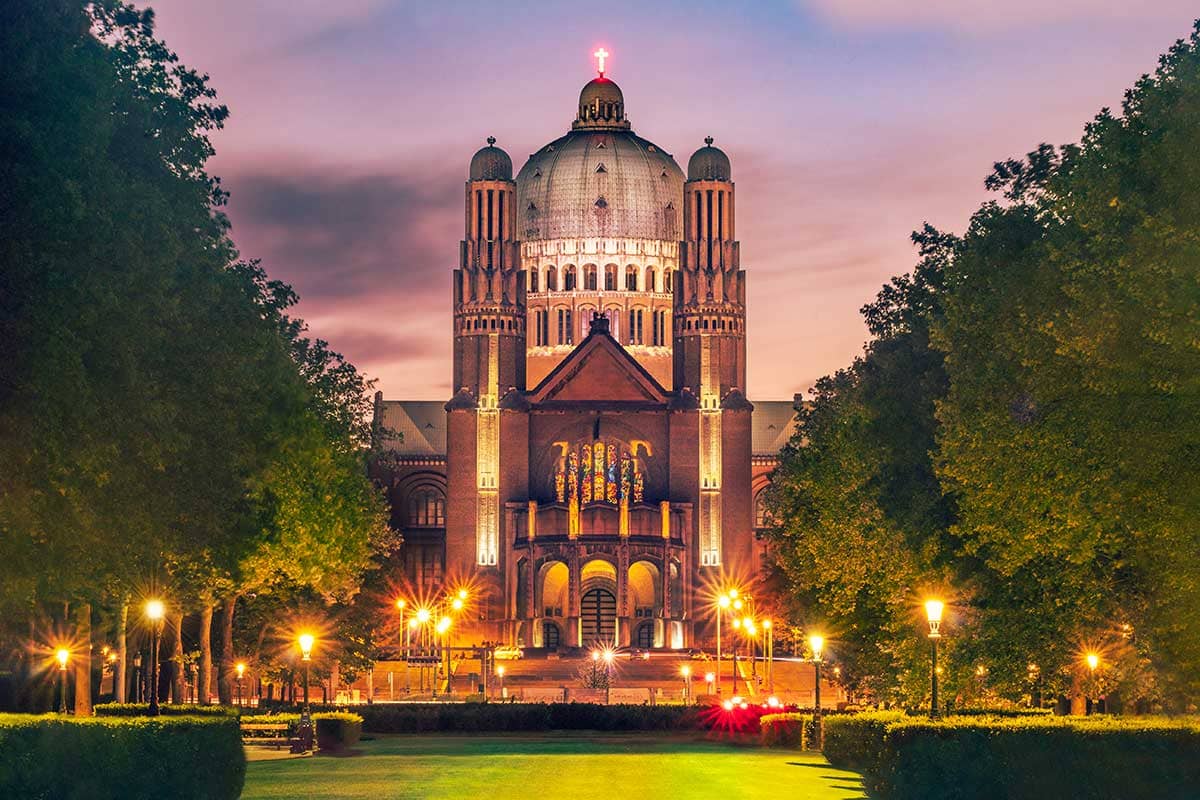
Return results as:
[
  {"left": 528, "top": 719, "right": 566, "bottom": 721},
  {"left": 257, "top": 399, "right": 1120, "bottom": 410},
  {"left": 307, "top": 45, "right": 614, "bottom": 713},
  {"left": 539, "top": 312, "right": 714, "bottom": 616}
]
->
[{"left": 146, "top": 0, "right": 1197, "bottom": 400}]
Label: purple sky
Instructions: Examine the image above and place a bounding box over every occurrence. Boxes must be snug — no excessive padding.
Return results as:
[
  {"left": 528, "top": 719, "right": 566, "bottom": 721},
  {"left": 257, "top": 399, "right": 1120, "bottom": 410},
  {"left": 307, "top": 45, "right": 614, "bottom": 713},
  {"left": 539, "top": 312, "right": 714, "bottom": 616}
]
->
[{"left": 147, "top": 1, "right": 1196, "bottom": 400}]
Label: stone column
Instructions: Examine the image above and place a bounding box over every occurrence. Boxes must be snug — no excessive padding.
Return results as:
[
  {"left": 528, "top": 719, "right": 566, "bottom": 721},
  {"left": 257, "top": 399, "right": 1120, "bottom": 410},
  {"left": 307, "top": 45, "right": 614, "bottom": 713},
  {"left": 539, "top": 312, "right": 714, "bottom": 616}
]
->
[
  {"left": 617, "top": 546, "right": 631, "bottom": 647},
  {"left": 568, "top": 546, "right": 582, "bottom": 647}
]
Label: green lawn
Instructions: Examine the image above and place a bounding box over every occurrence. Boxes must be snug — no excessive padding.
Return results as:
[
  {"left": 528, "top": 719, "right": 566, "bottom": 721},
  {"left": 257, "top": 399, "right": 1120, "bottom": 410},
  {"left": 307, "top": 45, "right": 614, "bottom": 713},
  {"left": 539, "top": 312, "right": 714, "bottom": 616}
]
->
[{"left": 242, "top": 733, "right": 866, "bottom": 800}]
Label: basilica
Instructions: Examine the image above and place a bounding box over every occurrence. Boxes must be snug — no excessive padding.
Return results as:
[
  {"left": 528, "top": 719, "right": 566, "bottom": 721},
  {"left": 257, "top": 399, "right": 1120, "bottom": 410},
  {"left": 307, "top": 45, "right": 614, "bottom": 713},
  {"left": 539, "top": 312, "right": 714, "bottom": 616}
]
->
[{"left": 371, "top": 63, "right": 796, "bottom": 651}]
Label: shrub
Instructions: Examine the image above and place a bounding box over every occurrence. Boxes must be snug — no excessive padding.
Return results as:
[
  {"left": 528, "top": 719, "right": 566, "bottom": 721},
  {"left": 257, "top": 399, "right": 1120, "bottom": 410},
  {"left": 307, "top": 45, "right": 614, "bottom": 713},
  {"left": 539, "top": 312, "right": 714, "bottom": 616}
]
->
[
  {"left": 355, "top": 703, "right": 711, "bottom": 734},
  {"left": 870, "top": 716, "right": 1200, "bottom": 800},
  {"left": 760, "top": 713, "right": 807, "bottom": 748},
  {"left": 94, "top": 703, "right": 239, "bottom": 718},
  {"left": 822, "top": 711, "right": 905, "bottom": 772},
  {"left": 0, "top": 713, "right": 244, "bottom": 799},
  {"left": 314, "top": 713, "right": 363, "bottom": 752}
]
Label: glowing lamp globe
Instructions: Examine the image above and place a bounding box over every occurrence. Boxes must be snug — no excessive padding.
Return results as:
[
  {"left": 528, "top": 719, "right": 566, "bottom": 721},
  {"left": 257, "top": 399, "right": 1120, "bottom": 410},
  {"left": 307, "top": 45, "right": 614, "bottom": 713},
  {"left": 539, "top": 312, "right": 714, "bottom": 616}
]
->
[
  {"left": 56, "top": 648, "right": 69, "bottom": 670},
  {"left": 809, "top": 634, "right": 825, "bottom": 659},
  {"left": 236, "top": 662, "right": 246, "bottom": 678},
  {"left": 145, "top": 599, "right": 165, "bottom": 622},
  {"left": 298, "top": 633, "right": 315, "bottom": 660}
]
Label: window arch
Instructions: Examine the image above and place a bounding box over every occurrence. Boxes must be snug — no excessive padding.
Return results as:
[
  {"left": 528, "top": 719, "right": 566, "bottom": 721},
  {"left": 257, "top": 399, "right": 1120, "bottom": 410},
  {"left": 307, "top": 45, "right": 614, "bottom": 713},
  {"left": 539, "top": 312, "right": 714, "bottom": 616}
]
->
[
  {"left": 624, "top": 265, "right": 638, "bottom": 291},
  {"left": 529, "top": 268, "right": 539, "bottom": 293},
  {"left": 645, "top": 266, "right": 656, "bottom": 293},
  {"left": 407, "top": 487, "right": 446, "bottom": 527},
  {"left": 584, "top": 264, "right": 598, "bottom": 291},
  {"left": 564, "top": 265, "right": 577, "bottom": 291},
  {"left": 663, "top": 268, "right": 673, "bottom": 294},
  {"left": 546, "top": 266, "right": 558, "bottom": 291},
  {"left": 604, "top": 264, "right": 618, "bottom": 291},
  {"left": 553, "top": 439, "right": 645, "bottom": 506}
]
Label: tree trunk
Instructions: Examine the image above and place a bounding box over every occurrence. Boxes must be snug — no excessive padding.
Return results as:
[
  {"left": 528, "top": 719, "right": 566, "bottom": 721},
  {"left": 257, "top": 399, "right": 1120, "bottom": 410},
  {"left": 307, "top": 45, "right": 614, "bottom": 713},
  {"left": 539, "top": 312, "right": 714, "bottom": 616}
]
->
[
  {"left": 169, "top": 611, "right": 185, "bottom": 703},
  {"left": 216, "top": 596, "right": 237, "bottom": 705},
  {"left": 73, "top": 603, "right": 92, "bottom": 715},
  {"left": 198, "top": 605, "right": 213, "bottom": 705},
  {"left": 115, "top": 599, "right": 128, "bottom": 703}
]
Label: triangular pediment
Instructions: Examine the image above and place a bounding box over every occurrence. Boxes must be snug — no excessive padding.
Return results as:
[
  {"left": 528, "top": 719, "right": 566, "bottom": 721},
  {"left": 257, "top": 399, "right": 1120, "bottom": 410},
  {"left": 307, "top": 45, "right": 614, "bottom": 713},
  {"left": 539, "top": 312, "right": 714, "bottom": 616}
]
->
[{"left": 531, "top": 325, "right": 670, "bottom": 405}]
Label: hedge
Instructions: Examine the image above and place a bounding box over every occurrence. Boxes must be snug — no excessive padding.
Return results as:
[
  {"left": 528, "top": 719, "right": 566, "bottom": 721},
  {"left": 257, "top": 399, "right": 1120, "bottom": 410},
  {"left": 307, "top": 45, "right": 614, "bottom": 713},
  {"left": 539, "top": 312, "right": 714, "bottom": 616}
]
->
[
  {"left": 94, "top": 703, "right": 239, "bottom": 718},
  {"left": 831, "top": 715, "right": 1200, "bottom": 800},
  {"left": 248, "top": 712, "right": 364, "bottom": 750},
  {"left": 823, "top": 711, "right": 905, "bottom": 772},
  {"left": 356, "top": 703, "right": 711, "bottom": 733},
  {"left": 0, "top": 714, "right": 244, "bottom": 799},
  {"left": 760, "top": 713, "right": 808, "bottom": 748}
]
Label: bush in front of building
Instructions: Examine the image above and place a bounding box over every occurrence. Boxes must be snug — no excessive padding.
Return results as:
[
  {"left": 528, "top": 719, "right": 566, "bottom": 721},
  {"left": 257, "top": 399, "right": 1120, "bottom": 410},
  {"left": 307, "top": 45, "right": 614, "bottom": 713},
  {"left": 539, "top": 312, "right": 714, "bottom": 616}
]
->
[
  {"left": 356, "top": 703, "right": 711, "bottom": 733},
  {"left": 822, "top": 711, "right": 906, "bottom": 772},
  {"left": 847, "top": 715, "right": 1200, "bottom": 800},
  {"left": 314, "top": 712, "right": 363, "bottom": 751},
  {"left": 0, "top": 713, "right": 244, "bottom": 799},
  {"left": 93, "top": 702, "right": 239, "bottom": 717},
  {"left": 760, "top": 712, "right": 808, "bottom": 748}
]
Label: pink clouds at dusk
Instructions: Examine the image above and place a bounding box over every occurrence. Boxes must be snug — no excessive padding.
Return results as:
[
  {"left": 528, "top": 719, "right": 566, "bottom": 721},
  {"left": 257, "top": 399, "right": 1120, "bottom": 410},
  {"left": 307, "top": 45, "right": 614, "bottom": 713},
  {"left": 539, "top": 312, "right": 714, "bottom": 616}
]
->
[{"left": 146, "top": 1, "right": 1196, "bottom": 400}]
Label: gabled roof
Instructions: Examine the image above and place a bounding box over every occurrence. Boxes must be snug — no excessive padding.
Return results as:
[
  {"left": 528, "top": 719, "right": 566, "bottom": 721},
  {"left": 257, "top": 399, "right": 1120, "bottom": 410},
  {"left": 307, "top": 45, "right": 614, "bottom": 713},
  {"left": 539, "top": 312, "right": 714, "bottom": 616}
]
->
[
  {"left": 752, "top": 400, "right": 800, "bottom": 455},
  {"left": 528, "top": 319, "right": 671, "bottom": 406},
  {"left": 376, "top": 400, "right": 446, "bottom": 456}
]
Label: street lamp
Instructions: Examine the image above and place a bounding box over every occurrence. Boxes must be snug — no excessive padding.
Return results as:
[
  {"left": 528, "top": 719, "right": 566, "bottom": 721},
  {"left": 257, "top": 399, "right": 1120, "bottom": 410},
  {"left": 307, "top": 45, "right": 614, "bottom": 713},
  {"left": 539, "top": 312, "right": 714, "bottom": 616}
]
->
[
  {"left": 298, "top": 633, "right": 314, "bottom": 714},
  {"left": 761, "top": 619, "right": 775, "bottom": 693},
  {"left": 56, "top": 648, "right": 70, "bottom": 714},
  {"left": 145, "top": 599, "right": 166, "bottom": 716},
  {"left": 681, "top": 664, "right": 692, "bottom": 702},
  {"left": 809, "top": 634, "right": 825, "bottom": 748},
  {"left": 924, "top": 599, "right": 944, "bottom": 719},
  {"left": 437, "top": 616, "right": 452, "bottom": 695},
  {"left": 705, "top": 671, "right": 715, "bottom": 694},
  {"left": 496, "top": 665, "right": 505, "bottom": 699},
  {"left": 602, "top": 649, "right": 615, "bottom": 704},
  {"left": 716, "top": 592, "right": 732, "bottom": 695},
  {"left": 1085, "top": 652, "right": 1100, "bottom": 715},
  {"left": 235, "top": 662, "right": 246, "bottom": 707}
]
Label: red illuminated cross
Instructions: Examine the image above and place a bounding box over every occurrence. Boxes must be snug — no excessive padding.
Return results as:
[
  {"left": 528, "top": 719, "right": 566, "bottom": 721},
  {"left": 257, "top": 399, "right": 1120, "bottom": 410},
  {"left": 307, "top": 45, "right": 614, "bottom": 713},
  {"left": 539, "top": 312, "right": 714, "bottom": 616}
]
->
[{"left": 594, "top": 47, "right": 609, "bottom": 77}]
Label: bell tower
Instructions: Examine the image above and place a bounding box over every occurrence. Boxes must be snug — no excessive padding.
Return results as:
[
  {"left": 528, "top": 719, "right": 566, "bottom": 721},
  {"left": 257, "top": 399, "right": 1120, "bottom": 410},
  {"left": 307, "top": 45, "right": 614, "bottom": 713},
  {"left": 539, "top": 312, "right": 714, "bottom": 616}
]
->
[
  {"left": 673, "top": 137, "right": 751, "bottom": 571},
  {"left": 447, "top": 138, "right": 525, "bottom": 582}
]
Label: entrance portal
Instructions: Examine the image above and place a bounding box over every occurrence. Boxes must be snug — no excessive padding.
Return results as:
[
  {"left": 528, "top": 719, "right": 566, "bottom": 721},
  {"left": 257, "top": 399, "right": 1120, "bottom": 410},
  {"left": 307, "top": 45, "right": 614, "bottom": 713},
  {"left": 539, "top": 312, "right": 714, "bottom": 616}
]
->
[{"left": 580, "top": 588, "right": 617, "bottom": 645}]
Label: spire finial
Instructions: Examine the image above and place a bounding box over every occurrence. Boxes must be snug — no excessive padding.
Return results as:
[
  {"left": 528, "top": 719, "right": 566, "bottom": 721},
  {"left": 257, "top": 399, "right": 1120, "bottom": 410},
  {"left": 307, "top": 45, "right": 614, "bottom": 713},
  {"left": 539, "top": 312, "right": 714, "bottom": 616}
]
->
[
  {"left": 487, "top": 136, "right": 496, "bottom": 146},
  {"left": 704, "top": 136, "right": 714, "bottom": 147},
  {"left": 593, "top": 47, "right": 609, "bottom": 77}
]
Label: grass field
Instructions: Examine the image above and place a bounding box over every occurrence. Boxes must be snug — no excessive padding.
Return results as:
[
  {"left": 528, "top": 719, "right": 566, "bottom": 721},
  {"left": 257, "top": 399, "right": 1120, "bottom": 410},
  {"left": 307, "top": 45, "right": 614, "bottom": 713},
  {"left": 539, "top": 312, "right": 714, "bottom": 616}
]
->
[{"left": 241, "top": 733, "right": 866, "bottom": 800}]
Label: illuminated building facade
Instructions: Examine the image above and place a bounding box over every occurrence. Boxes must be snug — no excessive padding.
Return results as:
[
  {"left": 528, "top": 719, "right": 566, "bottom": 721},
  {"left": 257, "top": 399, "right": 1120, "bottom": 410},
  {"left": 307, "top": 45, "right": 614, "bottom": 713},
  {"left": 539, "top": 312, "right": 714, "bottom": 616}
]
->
[{"left": 372, "top": 62, "right": 796, "bottom": 649}]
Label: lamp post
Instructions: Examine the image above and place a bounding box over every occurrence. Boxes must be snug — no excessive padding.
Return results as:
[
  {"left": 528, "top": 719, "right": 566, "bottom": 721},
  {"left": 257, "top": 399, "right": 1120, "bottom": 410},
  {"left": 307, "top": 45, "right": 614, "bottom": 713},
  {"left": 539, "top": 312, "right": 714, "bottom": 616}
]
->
[
  {"left": 437, "top": 616, "right": 452, "bottom": 696},
  {"left": 236, "top": 663, "right": 246, "bottom": 707},
  {"left": 924, "top": 599, "right": 944, "bottom": 720},
  {"left": 1085, "top": 652, "right": 1099, "bottom": 715},
  {"left": 132, "top": 652, "right": 143, "bottom": 703},
  {"left": 743, "top": 617, "right": 757, "bottom": 685},
  {"left": 395, "top": 599, "right": 407, "bottom": 660},
  {"left": 591, "top": 649, "right": 600, "bottom": 684},
  {"left": 681, "top": 664, "right": 692, "bottom": 702},
  {"left": 603, "top": 649, "right": 614, "bottom": 704},
  {"left": 298, "top": 633, "right": 314, "bottom": 714},
  {"left": 145, "top": 599, "right": 165, "bottom": 716},
  {"left": 715, "top": 592, "right": 731, "bottom": 695},
  {"left": 496, "top": 665, "right": 505, "bottom": 699},
  {"left": 705, "top": 671, "right": 715, "bottom": 695},
  {"left": 730, "top": 617, "right": 741, "bottom": 696},
  {"left": 56, "top": 649, "right": 70, "bottom": 713},
  {"left": 809, "top": 634, "right": 824, "bottom": 749},
  {"left": 763, "top": 619, "right": 774, "bottom": 694}
]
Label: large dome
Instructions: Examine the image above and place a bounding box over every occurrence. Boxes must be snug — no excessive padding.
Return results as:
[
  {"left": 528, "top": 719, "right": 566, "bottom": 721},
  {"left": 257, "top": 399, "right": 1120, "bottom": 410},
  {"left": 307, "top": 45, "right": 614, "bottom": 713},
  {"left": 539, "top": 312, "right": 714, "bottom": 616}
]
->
[{"left": 517, "top": 78, "right": 684, "bottom": 242}]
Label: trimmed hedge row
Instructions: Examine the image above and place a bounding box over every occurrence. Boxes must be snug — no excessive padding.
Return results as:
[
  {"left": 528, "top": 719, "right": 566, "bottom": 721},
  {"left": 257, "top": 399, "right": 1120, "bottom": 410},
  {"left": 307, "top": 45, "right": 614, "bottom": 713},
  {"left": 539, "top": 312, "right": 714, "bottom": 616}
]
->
[
  {"left": 826, "top": 714, "right": 1200, "bottom": 800},
  {"left": 250, "top": 712, "right": 364, "bottom": 750},
  {"left": 0, "top": 714, "right": 244, "bottom": 799},
  {"left": 760, "top": 713, "right": 808, "bottom": 748},
  {"left": 357, "top": 703, "right": 710, "bottom": 733},
  {"left": 94, "top": 703, "right": 239, "bottom": 718}
]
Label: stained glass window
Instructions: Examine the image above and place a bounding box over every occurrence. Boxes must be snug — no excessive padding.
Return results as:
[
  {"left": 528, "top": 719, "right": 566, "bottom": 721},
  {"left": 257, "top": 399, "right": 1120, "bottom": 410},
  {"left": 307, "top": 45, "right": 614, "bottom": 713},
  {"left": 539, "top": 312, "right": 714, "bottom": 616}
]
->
[{"left": 554, "top": 440, "right": 644, "bottom": 509}]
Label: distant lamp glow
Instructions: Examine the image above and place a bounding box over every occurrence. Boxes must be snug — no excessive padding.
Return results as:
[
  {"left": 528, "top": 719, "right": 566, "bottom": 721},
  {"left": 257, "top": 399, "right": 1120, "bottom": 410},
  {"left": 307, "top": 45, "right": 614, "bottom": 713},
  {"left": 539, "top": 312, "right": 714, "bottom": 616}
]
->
[
  {"left": 717, "top": 594, "right": 731, "bottom": 609},
  {"left": 145, "top": 599, "right": 165, "bottom": 622},
  {"left": 767, "top": 696, "right": 780, "bottom": 708},
  {"left": 395, "top": 599, "right": 406, "bottom": 611},
  {"left": 458, "top": 589, "right": 469, "bottom": 601},
  {"left": 729, "top": 589, "right": 738, "bottom": 599},
  {"left": 602, "top": 649, "right": 615, "bottom": 665},
  {"left": 496, "top": 665, "right": 505, "bottom": 677},
  {"left": 408, "top": 618, "right": 419, "bottom": 630},
  {"left": 705, "top": 671, "right": 715, "bottom": 684},
  {"left": 732, "top": 598, "right": 743, "bottom": 611},
  {"left": 924, "top": 599, "right": 944, "bottom": 637},
  {"left": 436, "top": 616, "right": 451, "bottom": 634},
  {"left": 808, "top": 634, "right": 825, "bottom": 661},
  {"left": 681, "top": 665, "right": 691, "bottom": 677},
  {"left": 1086, "top": 653, "right": 1099, "bottom": 672},
  {"left": 592, "top": 650, "right": 600, "bottom": 662},
  {"left": 723, "top": 699, "right": 734, "bottom": 711},
  {"left": 451, "top": 597, "right": 464, "bottom": 611},
  {"left": 762, "top": 619, "right": 772, "bottom": 630},
  {"left": 56, "top": 648, "right": 70, "bottom": 671},
  {"left": 236, "top": 662, "right": 246, "bottom": 679},
  {"left": 416, "top": 608, "right": 432, "bottom": 624}
]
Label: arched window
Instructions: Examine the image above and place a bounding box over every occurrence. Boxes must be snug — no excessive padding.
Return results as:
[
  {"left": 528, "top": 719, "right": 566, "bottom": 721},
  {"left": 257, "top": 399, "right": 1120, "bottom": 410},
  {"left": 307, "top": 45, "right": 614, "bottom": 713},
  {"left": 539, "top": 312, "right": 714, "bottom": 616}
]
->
[
  {"left": 645, "top": 267, "right": 656, "bottom": 293},
  {"left": 625, "top": 265, "right": 638, "bottom": 291},
  {"left": 584, "top": 264, "right": 598, "bottom": 290},
  {"left": 627, "top": 308, "right": 644, "bottom": 345},
  {"left": 663, "top": 269, "right": 673, "bottom": 294},
  {"left": 529, "top": 269, "right": 539, "bottom": 293},
  {"left": 553, "top": 439, "right": 644, "bottom": 506},
  {"left": 564, "top": 265, "right": 577, "bottom": 291},
  {"left": 755, "top": 492, "right": 772, "bottom": 529},
  {"left": 546, "top": 266, "right": 558, "bottom": 291},
  {"left": 407, "top": 487, "right": 445, "bottom": 527},
  {"left": 604, "top": 264, "right": 618, "bottom": 291}
]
